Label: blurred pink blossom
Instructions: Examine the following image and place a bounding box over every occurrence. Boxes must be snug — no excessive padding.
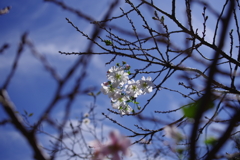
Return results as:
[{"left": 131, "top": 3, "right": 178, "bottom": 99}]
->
[{"left": 92, "top": 130, "right": 131, "bottom": 160}]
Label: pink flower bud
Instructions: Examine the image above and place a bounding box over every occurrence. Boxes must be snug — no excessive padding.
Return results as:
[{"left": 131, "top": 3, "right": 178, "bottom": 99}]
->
[
  {"left": 125, "top": 64, "right": 130, "bottom": 70},
  {"left": 103, "top": 82, "right": 109, "bottom": 86}
]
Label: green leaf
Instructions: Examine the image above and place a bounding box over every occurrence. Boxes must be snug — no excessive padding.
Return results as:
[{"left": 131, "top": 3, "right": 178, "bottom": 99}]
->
[
  {"left": 24, "top": 110, "right": 28, "bottom": 115},
  {"left": 160, "top": 16, "right": 164, "bottom": 23},
  {"left": 87, "top": 92, "right": 94, "bottom": 96},
  {"left": 96, "top": 91, "right": 101, "bottom": 96},
  {"left": 205, "top": 137, "right": 217, "bottom": 146},
  {"left": 182, "top": 98, "right": 214, "bottom": 118},
  {"left": 182, "top": 102, "right": 197, "bottom": 118},
  {"left": 28, "top": 113, "right": 33, "bottom": 117},
  {"left": 104, "top": 40, "right": 112, "bottom": 46},
  {"left": 134, "top": 101, "right": 139, "bottom": 104},
  {"left": 176, "top": 148, "right": 184, "bottom": 155}
]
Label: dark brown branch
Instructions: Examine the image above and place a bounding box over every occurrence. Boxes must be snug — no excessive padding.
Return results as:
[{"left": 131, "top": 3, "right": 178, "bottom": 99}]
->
[{"left": 0, "top": 90, "right": 48, "bottom": 160}]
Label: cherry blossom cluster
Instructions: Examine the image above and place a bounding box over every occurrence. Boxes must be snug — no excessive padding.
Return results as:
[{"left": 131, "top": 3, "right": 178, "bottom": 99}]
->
[
  {"left": 91, "top": 130, "right": 131, "bottom": 160},
  {"left": 101, "top": 62, "right": 154, "bottom": 115}
]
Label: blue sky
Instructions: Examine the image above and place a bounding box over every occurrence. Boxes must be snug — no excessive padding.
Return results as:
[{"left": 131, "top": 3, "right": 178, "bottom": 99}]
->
[
  {"left": 0, "top": 0, "right": 239, "bottom": 159},
  {"left": 0, "top": 1, "right": 110, "bottom": 159},
  {"left": 0, "top": 1, "right": 145, "bottom": 159}
]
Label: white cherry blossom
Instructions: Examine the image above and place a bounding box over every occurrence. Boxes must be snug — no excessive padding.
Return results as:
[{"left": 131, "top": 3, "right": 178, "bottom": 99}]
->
[
  {"left": 119, "top": 104, "right": 133, "bottom": 115},
  {"left": 139, "top": 76, "right": 154, "bottom": 94},
  {"left": 107, "top": 66, "right": 129, "bottom": 87},
  {"left": 82, "top": 118, "right": 90, "bottom": 125},
  {"left": 101, "top": 63, "right": 154, "bottom": 115},
  {"left": 101, "top": 83, "right": 122, "bottom": 99},
  {"left": 111, "top": 95, "right": 130, "bottom": 109},
  {"left": 125, "top": 79, "right": 142, "bottom": 98}
]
